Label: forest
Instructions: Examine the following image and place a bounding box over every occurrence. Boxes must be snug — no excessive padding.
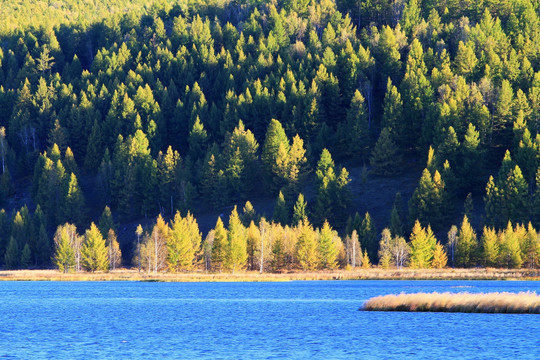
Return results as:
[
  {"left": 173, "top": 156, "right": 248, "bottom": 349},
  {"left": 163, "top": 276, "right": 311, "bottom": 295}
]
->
[{"left": 0, "top": 0, "right": 540, "bottom": 272}]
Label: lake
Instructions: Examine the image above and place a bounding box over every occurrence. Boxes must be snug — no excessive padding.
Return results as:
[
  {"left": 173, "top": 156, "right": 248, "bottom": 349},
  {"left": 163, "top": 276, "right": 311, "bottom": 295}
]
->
[{"left": 0, "top": 280, "right": 538, "bottom": 359}]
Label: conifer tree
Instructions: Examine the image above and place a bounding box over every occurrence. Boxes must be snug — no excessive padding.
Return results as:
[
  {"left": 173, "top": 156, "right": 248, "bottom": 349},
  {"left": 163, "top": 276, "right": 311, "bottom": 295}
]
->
[
  {"left": 359, "top": 212, "right": 377, "bottom": 262},
  {"left": 62, "top": 172, "right": 85, "bottom": 226},
  {"left": 461, "top": 123, "right": 484, "bottom": 190},
  {"left": 455, "top": 41, "right": 478, "bottom": 80},
  {"left": 262, "top": 119, "right": 290, "bottom": 192},
  {"left": 53, "top": 227, "right": 75, "bottom": 273},
  {"left": 156, "top": 146, "right": 181, "bottom": 215},
  {"left": 85, "top": 120, "right": 103, "bottom": 172},
  {"left": 370, "top": 128, "right": 401, "bottom": 176},
  {"left": 390, "top": 192, "right": 404, "bottom": 237},
  {"left": 20, "top": 242, "right": 31, "bottom": 268},
  {"left": 336, "top": 89, "right": 368, "bottom": 157},
  {"left": 361, "top": 249, "right": 371, "bottom": 269},
  {"left": 313, "top": 149, "right": 351, "bottom": 227},
  {"left": 409, "top": 168, "right": 445, "bottom": 228},
  {"left": 273, "top": 191, "right": 288, "bottom": 225},
  {"left": 241, "top": 201, "right": 257, "bottom": 227},
  {"left": 381, "top": 79, "right": 403, "bottom": 135},
  {"left": 296, "top": 219, "right": 319, "bottom": 271},
  {"left": 63, "top": 147, "right": 78, "bottom": 178},
  {"left": 35, "top": 223, "right": 50, "bottom": 266},
  {"left": 98, "top": 206, "right": 115, "bottom": 239},
  {"left": 481, "top": 227, "right": 499, "bottom": 267},
  {"left": 400, "top": 0, "right": 421, "bottom": 34},
  {"left": 81, "top": 223, "right": 109, "bottom": 272},
  {"left": 225, "top": 206, "right": 247, "bottom": 273},
  {"left": 463, "top": 193, "right": 474, "bottom": 221},
  {"left": 318, "top": 220, "right": 339, "bottom": 269},
  {"left": 135, "top": 224, "right": 143, "bottom": 272},
  {"left": 523, "top": 223, "right": 540, "bottom": 268},
  {"left": 3, "top": 237, "right": 19, "bottom": 269},
  {"left": 222, "top": 121, "right": 259, "bottom": 197},
  {"left": 246, "top": 220, "right": 261, "bottom": 271},
  {"left": 292, "top": 193, "right": 308, "bottom": 225},
  {"left": 431, "top": 242, "right": 448, "bottom": 269},
  {"left": 211, "top": 217, "right": 227, "bottom": 272},
  {"left": 500, "top": 222, "right": 523, "bottom": 268},
  {"left": 201, "top": 149, "right": 218, "bottom": 201},
  {"left": 212, "top": 170, "right": 229, "bottom": 209},
  {"left": 346, "top": 212, "right": 363, "bottom": 238},
  {"left": 409, "top": 220, "right": 436, "bottom": 268},
  {"left": 456, "top": 215, "right": 478, "bottom": 267},
  {"left": 167, "top": 211, "right": 201, "bottom": 272}
]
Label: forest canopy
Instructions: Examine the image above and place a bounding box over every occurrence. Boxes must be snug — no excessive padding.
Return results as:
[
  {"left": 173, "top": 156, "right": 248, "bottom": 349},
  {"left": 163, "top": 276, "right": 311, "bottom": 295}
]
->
[{"left": 1, "top": 0, "right": 540, "bottom": 271}]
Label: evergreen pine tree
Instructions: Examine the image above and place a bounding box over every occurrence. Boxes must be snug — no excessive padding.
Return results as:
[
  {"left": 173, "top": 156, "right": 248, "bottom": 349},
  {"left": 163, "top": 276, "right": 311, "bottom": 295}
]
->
[
  {"left": 296, "top": 219, "right": 319, "bottom": 271},
  {"left": 62, "top": 172, "right": 85, "bottom": 226},
  {"left": 211, "top": 217, "right": 227, "bottom": 272},
  {"left": 261, "top": 119, "right": 290, "bottom": 192},
  {"left": 167, "top": 211, "right": 201, "bottom": 272},
  {"left": 409, "top": 221, "right": 436, "bottom": 268},
  {"left": 370, "top": 128, "right": 401, "bottom": 176},
  {"left": 85, "top": 120, "right": 103, "bottom": 172},
  {"left": 53, "top": 227, "right": 75, "bottom": 273},
  {"left": 409, "top": 168, "right": 445, "bottom": 228},
  {"left": 81, "top": 222, "right": 109, "bottom": 272},
  {"left": 456, "top": 215, "right": 478, "bottom": 267},
  {"left": 63, "top": 147, "right": 78, "bottom": 178},
  {"left": 292, "top": 193, "right": 308, "bottom": 225},
  {"left": 225, "top": 206, "right": 248, "bottom": 273},
  {"left": 463, "top": 193, "right": 474, "bottom": 221},
  {"left": 481, "top": 227, "right": 499, "bottom": 267},
  {"left": 318, "top": 220, "right": 339, "bottom": 269},
  {"left": 431, "top": 242, "right": 448, "bottom": 269},
  {"left": 241, "top": 201, "right": 256, "bottom": 227},
  {"left": 35, "top": 223, "right": 50, "bottom": 266},
  {"left": 390, "top": 192, "right": 404, "bottom": 237},
  {"left": 361, "top": 249, "right": 371, "bottom": 268},
  {"left": 523, "top": 223, "right": 540, "bottom": 268},
  {"left": 500, "top": 222, "right": 523, "bottom": 268},
  {"left": 98, "top": 206, "right": 115, "bottom": 238},
  {"left": 273, "top": 191, "right": 288, "bottom": 225},
  {"left": 20, "top": 242, "right": 31, "bottom": 268},
  {"left": 4, "top": 237, "right": 19, "bottom": 269},
  {"left": 359, "top": 212, "right": 377, "bottom": 262},
  {"left": 381, "top": 79, "right": 403, "bottom": 135}
]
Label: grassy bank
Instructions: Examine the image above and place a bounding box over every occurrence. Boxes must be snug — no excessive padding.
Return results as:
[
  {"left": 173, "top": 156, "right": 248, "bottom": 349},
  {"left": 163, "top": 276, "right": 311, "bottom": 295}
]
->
[
  {"left": 362, "top": 292, "right": 540, "bottom": 313},
  {"left": 0, "top": 268, "right": 538, "bottom": 282}
]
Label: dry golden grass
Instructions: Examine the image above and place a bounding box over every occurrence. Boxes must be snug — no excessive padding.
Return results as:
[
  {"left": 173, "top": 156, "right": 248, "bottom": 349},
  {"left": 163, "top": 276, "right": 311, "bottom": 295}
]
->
[
  {"left": 0, "top": 268, "right": 538, "bottom": 282},
  {"left": 362, "top": 292, "right": 540, "bottom": 313}
]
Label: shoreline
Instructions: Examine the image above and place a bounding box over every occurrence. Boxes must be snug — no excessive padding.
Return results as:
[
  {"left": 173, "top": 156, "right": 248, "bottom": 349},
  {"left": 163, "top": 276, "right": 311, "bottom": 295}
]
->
[{"left": 0, "top": 268, "right": 538, "bottom": 282}]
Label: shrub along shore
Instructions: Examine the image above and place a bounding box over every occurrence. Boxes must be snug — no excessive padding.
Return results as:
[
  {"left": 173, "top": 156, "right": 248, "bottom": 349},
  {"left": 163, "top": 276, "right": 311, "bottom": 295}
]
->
[
  {"left": 0, "top": 268, "right": 538, "bottom": 282},
  {"left": 362, "top": 292, "right": 540, "bottom": 314}
]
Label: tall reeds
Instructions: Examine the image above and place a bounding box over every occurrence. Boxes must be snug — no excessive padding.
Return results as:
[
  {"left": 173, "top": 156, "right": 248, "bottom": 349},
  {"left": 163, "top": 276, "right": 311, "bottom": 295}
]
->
[{"left": 362, "top": 292, "right": 540, "bottom": 313}]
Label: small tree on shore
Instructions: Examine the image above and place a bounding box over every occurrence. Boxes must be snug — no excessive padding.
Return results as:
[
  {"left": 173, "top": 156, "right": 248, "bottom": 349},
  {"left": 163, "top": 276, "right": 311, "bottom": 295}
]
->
[
  {"left": 107, "top": 229, "right": 122, "bottom": 270},
  {"left": 81, "top": 223, "right": 109, "bottom": 272}
]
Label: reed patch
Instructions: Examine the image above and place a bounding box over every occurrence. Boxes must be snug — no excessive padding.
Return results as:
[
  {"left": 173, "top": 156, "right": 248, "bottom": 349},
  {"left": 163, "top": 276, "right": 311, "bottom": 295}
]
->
[{"left": 362, "top": 292, "right": 540, "bottom": 314}]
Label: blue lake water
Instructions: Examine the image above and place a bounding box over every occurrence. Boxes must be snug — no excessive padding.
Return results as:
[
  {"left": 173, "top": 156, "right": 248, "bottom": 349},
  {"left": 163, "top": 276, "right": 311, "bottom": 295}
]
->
[{"left": 0, "top": 280, "right": 539, "bottom": 359}]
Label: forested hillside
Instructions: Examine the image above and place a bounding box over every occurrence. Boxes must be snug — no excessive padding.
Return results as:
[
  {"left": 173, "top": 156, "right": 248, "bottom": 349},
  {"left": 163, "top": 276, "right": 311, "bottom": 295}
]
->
[{"left": 1, "top": 0, "right": 539, "bottom": 271}]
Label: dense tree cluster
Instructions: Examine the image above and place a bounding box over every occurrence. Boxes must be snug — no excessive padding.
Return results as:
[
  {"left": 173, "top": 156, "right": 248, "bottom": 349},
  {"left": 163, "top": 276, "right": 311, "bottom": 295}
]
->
[{"left": 1, "top": 0, "right": 540, "bottom": 270}]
